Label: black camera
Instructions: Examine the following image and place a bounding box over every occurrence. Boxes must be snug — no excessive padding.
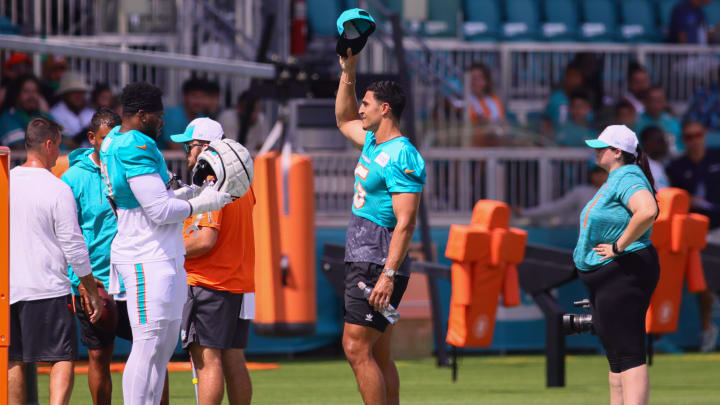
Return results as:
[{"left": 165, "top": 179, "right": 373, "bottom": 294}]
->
[{"left": 562, "top": 299, "right": 594, "bottom": 335}]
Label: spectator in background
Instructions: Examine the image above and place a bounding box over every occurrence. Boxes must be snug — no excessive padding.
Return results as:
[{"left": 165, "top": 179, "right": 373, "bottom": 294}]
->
[
  {"left": 517, "top": 165, "right": 608, "bottom": 227},
  {"left": 555, "top": 90, "right": 595, "bottom": 147},
  {"left": 204, "top": 80, "right": 221, "bottom": 119},
  {"left": 542, "top": 63, "right": 586, "bottom": 142},
  {"left": 544, "top": 63, "right": 584, "bottom": 127},
  {"left": 636, "top": 86, "right": 683, "bottom": 153},
  {"left": 669, "top": 0, "right": 712, "bottom": 44},
  {"left": 615, "top": 99, "right": 638, "bottom": 130},
  {"left": 49, "top": 73, "right": 95, "bottom": 148},
  {"left": 0, "top": 74, "right": 54, "bottom": 149},
  {"left": 161, "top": 77, "right": 209, "bottom": 150},
  {"left": 90, "top": 83, "right": 114, "bottom": 111},
  {"left": 685, "top": 80, "right": 720, "bottom": 131},
  {"left": 572, "top": 53, "right": 604, "bottom": 108},
  {"left": 466, "top": 63, "right": 506, "bottom": 125},
  {"left": 624, "top": 63, "right": 651, "bottom": 114},
  {"left": 0, "top": 53, "right": 36, "bottom": 109},
  {"left": 666, "top": 120, "right": 719, "bottom": 352},
  {"left": 217, "top": 91, "right": 267, "bottom": 152},
  {"left": 40, "top": 55, "right": 68, "bottom": 106},
  {"left": 639, "top": 126, "right": 670, "bottom": 189}
]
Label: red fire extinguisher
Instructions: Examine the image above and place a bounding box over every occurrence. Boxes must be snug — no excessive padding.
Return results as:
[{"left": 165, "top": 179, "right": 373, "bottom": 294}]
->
[{"left": 291, "top": 0, "right": 308, "bottom": 55}]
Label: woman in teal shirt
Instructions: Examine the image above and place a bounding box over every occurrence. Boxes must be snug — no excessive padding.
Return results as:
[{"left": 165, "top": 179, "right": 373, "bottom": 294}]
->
[{"left": 576, "top": 125, "right": 660, "bottom": 405}]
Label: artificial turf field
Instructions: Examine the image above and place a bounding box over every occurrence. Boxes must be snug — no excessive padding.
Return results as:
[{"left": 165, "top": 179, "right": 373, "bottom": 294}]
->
[{"left": 38, "top": 353, "right": 720, "bottom": 404}]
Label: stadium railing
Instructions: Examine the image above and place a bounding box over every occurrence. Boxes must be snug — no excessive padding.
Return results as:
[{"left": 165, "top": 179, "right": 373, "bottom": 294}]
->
[
  {"left": 359, "top": 40, "right": 720, "bottom": 124},
  {"left": 8, "top": 147, "right": 592, "bottom": 225}
]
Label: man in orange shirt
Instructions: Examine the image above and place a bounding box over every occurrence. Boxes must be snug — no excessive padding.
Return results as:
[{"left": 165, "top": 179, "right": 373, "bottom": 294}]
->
[{"left": 172, "top": 118, "right": 256, "bottom": 405}]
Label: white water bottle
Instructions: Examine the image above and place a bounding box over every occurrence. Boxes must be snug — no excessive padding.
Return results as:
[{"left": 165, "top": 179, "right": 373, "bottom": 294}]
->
[{"left": 358, "top": 281, "right": 400, "bottom": 324}]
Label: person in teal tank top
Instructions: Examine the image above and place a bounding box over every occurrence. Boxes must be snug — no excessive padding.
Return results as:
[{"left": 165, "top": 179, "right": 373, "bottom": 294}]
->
[
  {"left": 576, "top": 125, "right": 660, "bottom": 405},
  {"left": 336, "top": 46, "right": 426, "bottom": 405}
]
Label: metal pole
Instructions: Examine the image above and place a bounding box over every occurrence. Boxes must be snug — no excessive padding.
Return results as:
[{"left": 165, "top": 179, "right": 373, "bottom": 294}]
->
[
  {"left": 389, "top": 13, "right": 443, "bottom": 366},
  {"left": 533, "top": 292, "right": 566, "bottom": 387},
  {"left": 25, "top": 363, "right": 39, "bottom": 405}
]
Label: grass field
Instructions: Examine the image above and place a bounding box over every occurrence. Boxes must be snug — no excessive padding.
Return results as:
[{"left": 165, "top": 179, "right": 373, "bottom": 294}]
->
[{"left": 37, "top": 353, "right": 720, "bottom": 404}]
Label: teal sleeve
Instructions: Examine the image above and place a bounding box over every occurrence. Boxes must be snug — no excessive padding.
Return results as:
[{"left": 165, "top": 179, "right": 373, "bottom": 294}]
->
[
  {"left": 385, "top": 148, "right": 426, "bottom": 193},
  {"left": 118, "top": 142, "right": 161, "bottom": 179},
  {"left": 617, "top": 173, "right": 650, "bottom": 206}
]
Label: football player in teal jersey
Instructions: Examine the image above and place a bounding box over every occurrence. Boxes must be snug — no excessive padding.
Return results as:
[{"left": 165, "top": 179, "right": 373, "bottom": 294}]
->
[
  {"left": 336, "top": 48, "right": 426, "bottom": 405},
  {"left": 100, "top": 82, "right": 231, "bottom": 405}
]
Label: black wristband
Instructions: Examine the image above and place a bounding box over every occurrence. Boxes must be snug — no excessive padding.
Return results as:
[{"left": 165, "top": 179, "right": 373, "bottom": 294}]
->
[{"left": 612, "top": 241, "right": 622, "bottom": 255}]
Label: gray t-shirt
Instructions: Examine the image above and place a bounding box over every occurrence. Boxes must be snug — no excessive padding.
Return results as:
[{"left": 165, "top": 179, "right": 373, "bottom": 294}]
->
[{"left": 344, "top": 214, "right": 410, "bottom": 276}]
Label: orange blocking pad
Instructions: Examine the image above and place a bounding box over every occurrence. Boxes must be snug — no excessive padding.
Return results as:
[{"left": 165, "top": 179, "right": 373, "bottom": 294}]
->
[
  {"left": 0, "top": 148, "right": 9, "bottom": 405},
  {"left": 253, "top": 152, "right": 316, "bottom": 336},
  {"left": 646, "top": 188, "right": 710, "bottom": 334},
  {"left": 36, "top": 362, "right": 280, "bottom": 374},
  {"left": 445, "top": 200, "right": 527, "bottom": 348}
]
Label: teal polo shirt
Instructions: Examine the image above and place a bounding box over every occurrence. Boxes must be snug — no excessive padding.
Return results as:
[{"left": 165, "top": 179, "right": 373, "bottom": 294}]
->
[{"left": 573, "top": 164, "right": 654, "bottom": 271}]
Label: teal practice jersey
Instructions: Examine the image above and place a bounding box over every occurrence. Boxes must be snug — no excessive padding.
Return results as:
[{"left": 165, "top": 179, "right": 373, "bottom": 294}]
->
[
  {"left": 99, "top": 126, "right": 170, "bottom": 209},
  {"left": 351, "top": 131, "right": 426, "bottom": 228}
]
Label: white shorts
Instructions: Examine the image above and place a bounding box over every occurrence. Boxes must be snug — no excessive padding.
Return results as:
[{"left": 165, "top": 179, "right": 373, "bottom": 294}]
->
[{"left": 113, "top": 257, "right": 187, "bottom": 327}]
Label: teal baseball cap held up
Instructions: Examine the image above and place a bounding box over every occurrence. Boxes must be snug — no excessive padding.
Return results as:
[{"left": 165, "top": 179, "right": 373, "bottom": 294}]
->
[{"left": 336, "top": 8, "right": 376, "bottom": 56}]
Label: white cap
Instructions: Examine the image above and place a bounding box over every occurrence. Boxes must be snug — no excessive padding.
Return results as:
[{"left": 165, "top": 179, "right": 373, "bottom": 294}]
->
[
  {"left": 170, "top": 117, "right": 224, "bottom": 143},
  {"left": 585, "top": 125, "right": 638, "bottom": 157}
]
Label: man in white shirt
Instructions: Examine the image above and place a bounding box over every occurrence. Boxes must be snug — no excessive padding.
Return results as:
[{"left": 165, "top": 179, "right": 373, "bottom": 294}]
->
[
  {"left": 9, "top": 117, "right": 102, "bottom": 405},
  {"left": 49, "top": 72, "right": 95, "bottom": 148}
]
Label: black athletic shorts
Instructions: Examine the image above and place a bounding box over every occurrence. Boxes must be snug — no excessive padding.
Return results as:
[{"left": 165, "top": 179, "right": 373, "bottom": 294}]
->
[
  {"left": 344, "top": 262, "right": 409, "bottom": 332},
  {"left": 9, "top": 295, "right": 77, "bottom": 362},
  {"left": 181, "top": 285, "right": 250, "bottom": 350},
  {"left": 578, "top": 245, "right": 660, "bottom": 373},
  {"left": 74, "top": 296, "right": 133, "bottom": 350}
]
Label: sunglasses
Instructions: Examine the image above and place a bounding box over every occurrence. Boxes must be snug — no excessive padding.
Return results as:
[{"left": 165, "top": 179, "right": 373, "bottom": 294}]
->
[
  {"left": 682, "top": 131, "right": 704, "bottom": 141},
  {"left": 183, "top": 142, "right": 206, "bottom": 153}
]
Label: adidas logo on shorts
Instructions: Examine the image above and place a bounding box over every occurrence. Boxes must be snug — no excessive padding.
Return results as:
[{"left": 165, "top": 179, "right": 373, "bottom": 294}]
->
[{"left": 365, "top": 313, "right": 373, "bottom": 322}]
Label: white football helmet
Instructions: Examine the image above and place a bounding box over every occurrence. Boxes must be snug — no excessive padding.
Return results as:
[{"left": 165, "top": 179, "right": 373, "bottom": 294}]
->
[{"left": 191, "top": 138, "right": 254, "bottom": 198}]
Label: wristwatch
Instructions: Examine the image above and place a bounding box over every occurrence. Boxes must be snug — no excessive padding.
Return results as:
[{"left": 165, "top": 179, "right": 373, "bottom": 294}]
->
[
  {"left": 612, "top": 241, "right": 624, "bottom": 255},
  {"left": 382, "top": 268, "right": 396, "bottom": 278}
]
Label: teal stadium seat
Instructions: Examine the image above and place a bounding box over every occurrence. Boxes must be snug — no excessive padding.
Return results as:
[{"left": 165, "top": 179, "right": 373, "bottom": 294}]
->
[
  {"left": 620, "top": 0, "right": 660, "bottom": 42},
  {"left": 424, "top": 0, "right": 461, "bottom": 37},
  {"left": 705, "top": 0, "right": 720, "bottom": 28},
  {"left": 307, "top": 0, "right": 343, "bottom": 37},
  {"left": 659, "top": 0, "right": 677, "bottom": 28},
  {"left": 368, "top": 0, "right": 424, "bottom": 34},
  {"left": 463, "top": 0, "right": 502, "bottom": 41},
  {"left": 580, "top": 0, "right": 619, "bottom": 41},
  {"left": 503, "top": 0, "right": 541, "bottom": 40},
  {"left": 542, "top": 0, "right": 580, "bottom": 41}
]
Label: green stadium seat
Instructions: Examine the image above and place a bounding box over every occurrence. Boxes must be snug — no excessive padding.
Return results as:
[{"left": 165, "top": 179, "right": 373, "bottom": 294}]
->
[
  {"left": 503, "top": 0, "right": 540, "bottom": 40},
  {"left": 580, "top": 0, "right": 619, "bottom": 41},
  {"left": 463, "top": 0, "right": 501, "bottom": 41},
  {"left": 307, "top": 0, "right": 343, "bottom": 37},
  {"left": 620, "top": 0, "right": 660, "bottom": 42},
  {"left": 424, "top": 0, "right": 461, "bottom": 37},
  {"left": 542, "top": 0, "right": 580, "bottom": 41}
]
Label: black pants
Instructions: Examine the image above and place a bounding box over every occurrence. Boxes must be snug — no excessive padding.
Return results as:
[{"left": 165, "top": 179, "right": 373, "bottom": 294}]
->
[{"left": 578, "top": 246, "right": 660, "bottom": 373}]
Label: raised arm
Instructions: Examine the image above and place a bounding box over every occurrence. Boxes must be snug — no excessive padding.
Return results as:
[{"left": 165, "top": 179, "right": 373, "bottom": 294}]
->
[{"left": 335, "top": 48, "right": 366, "bottom": 150}]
